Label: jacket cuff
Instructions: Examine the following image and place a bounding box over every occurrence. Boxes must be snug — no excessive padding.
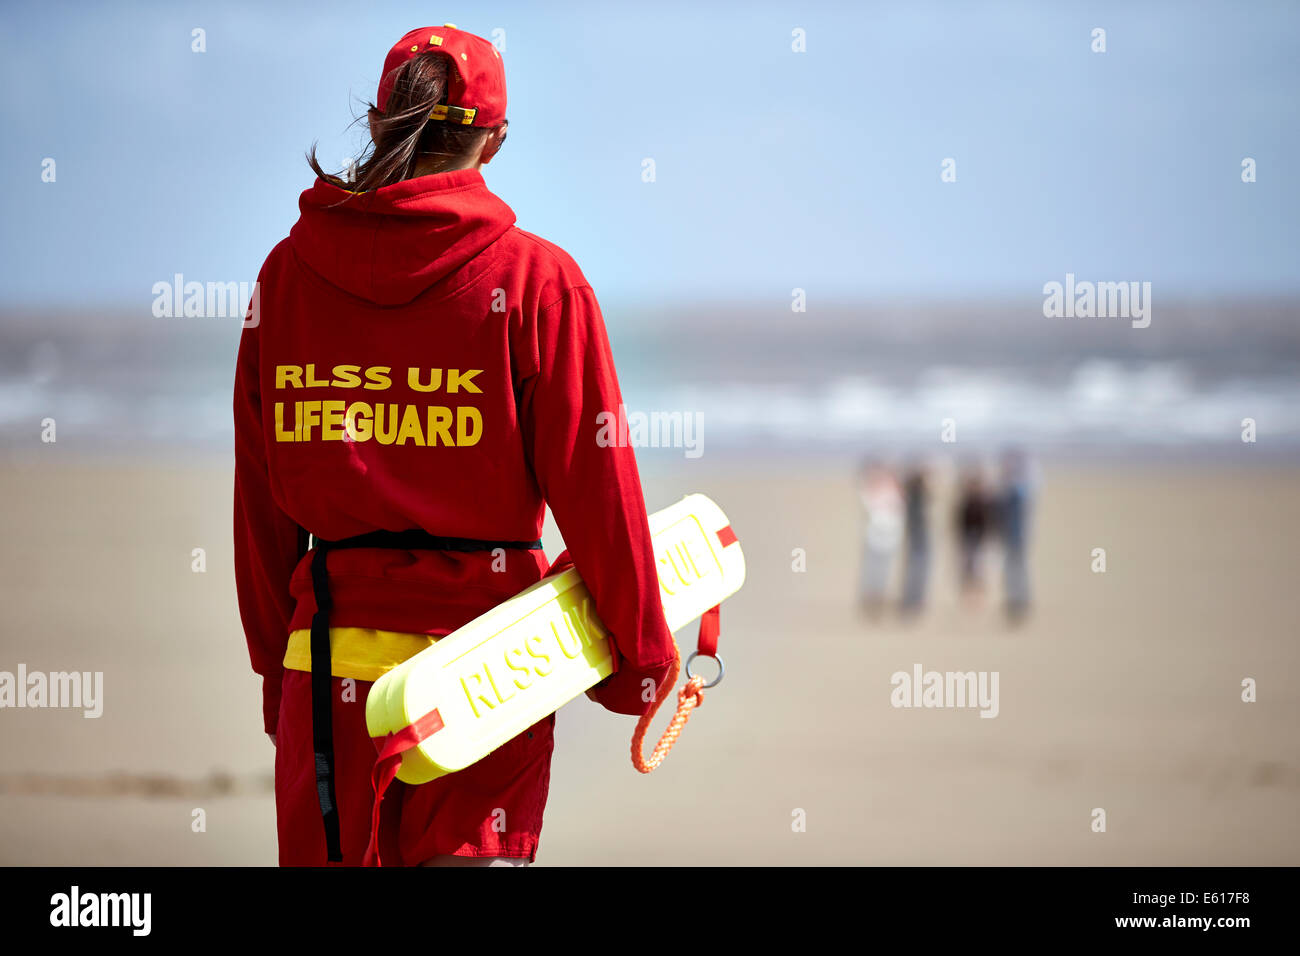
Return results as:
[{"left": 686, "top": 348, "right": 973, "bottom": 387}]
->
[
  {"left": 262, "top": 672, "right": 284, "bottom": 735},
  {"left": 589, "top": 656, "right": 676, "bottom": 716},
  {"left": 544, "top": 549, "right": 574, "bottom": 577}
]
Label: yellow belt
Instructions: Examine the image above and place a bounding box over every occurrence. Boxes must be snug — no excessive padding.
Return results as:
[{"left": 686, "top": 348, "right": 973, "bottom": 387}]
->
[{"left": 283, "top": 628, "right": 441, "bottom": 683}]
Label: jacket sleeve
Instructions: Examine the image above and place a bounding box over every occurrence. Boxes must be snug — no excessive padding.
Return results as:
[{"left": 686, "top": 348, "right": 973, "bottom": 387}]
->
[
  {"left": 519, "top": 284, "right": 676, "bottom": 716},
  {"left": 233, "top": 312, "right": 306, "bottom": 734}
]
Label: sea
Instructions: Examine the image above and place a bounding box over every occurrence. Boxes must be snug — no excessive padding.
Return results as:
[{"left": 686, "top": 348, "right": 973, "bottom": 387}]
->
[{"left": 2, "top": 298, "right": 1297, "bottom": 462}]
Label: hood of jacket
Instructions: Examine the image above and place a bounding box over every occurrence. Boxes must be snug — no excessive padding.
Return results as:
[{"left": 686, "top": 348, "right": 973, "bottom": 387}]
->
[{"left": 289, "top": 168, "right": 517, "bottom": 306}]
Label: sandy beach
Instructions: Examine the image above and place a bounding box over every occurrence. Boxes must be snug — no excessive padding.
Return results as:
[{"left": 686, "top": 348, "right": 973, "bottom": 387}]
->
[{"left": 0, "top": 452, "right": 1297, "bottom": 865}]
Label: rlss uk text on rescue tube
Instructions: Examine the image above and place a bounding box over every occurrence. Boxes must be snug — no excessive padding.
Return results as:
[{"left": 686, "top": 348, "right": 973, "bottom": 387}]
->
[{"left": 458, "top": 519, "right": 718, "bottom": 719}]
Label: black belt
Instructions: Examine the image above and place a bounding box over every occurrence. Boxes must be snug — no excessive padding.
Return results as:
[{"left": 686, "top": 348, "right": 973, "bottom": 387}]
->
[{"left": 308, "top": 530, "right": 543, "bottom": 862}]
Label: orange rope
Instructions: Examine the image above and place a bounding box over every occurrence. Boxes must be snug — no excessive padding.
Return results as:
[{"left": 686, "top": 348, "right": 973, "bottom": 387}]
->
[{"left": 631, "top": 648, "right": 707, "bottom": 773}]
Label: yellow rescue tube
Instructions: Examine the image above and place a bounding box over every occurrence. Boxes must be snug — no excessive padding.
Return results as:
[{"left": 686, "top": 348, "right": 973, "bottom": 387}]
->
[{"left": 364, "top": 493, "right": 745, "bottom": 784}]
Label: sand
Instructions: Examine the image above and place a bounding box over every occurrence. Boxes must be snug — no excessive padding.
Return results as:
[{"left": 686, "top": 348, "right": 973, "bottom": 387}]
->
[{"left": 0, "top": 452, "right": 1296, "bottom": 865}]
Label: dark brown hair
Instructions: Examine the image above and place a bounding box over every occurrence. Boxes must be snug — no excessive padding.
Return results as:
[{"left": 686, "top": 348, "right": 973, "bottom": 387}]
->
[{"left": 308, "top": 54, "right": 498, "bottom": 193}]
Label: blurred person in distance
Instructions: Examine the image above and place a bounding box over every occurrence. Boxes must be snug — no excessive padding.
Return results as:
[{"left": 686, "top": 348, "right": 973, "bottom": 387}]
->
[
  {"left": 954, "top": 459, "right": 997, "bottom": 609},
  {"left": 899, "top": 459, "right": 932, "bottom": 618},
  {"left": 857, "top": 457, "right": 904, "bottom": 619},
  {"left": 998, "top": 447, "right": 1038, "bottom": 626}
]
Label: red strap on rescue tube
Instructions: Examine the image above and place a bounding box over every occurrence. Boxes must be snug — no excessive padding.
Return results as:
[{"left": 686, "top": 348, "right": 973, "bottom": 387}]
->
[
  {"left": 696, "top": 523, "right": 734, "bottom": 661},
  {"left": 697, "top": 604, "right": 720, "bottom": 658},
  {"left": 362, "top": 707, "right": 444, "bottom": 867}
]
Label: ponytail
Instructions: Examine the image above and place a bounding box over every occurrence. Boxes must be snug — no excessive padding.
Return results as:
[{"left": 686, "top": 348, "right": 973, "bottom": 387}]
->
[{"left": 308, "top": 53, "right": 492, "bottom": 194}]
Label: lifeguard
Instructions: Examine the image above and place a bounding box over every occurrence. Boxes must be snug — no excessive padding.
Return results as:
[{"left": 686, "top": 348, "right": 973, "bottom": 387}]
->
[{"left": 234, "top": 24, "right": 683, "bottom": 867}]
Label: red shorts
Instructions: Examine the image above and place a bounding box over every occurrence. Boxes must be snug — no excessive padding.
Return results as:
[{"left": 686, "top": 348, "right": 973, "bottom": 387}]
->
[{"left": 274, "top": 670, "right": 555, "bottom": 866}]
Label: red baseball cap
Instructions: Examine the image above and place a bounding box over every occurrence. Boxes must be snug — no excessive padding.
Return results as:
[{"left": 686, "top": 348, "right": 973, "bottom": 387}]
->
[{"left": 376, "top": 24, "right": 506, "bottom": 128}]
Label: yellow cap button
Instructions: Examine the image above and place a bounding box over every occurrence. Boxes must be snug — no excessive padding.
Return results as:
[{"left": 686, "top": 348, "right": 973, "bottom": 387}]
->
[{"left": 443, "top": 23, "right": 457, "bottom": 29}]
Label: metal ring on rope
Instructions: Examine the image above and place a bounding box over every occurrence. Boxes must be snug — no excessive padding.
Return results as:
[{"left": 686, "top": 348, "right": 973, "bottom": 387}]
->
[{"left": 684, "top": 651, "right": 724, "bottom": 689}]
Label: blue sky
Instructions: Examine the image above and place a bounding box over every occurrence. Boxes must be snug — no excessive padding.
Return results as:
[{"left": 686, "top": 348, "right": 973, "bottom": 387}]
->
[{"left": 1, "top": 0, "right": 1297, "bottom": 311}]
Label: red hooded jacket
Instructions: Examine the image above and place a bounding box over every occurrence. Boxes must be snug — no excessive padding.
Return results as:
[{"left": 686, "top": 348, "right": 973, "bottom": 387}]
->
[{"left": 234, "top": 169, "right": 675, "bottom": 735}]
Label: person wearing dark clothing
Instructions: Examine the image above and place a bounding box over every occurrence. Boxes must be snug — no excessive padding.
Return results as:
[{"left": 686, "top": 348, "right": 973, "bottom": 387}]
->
[
  {"left": 900, "top": 465, "right": 931, "bottom": 614},
  {"left": 955, "top": 465, "right": 996, "bottom": 605}
]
